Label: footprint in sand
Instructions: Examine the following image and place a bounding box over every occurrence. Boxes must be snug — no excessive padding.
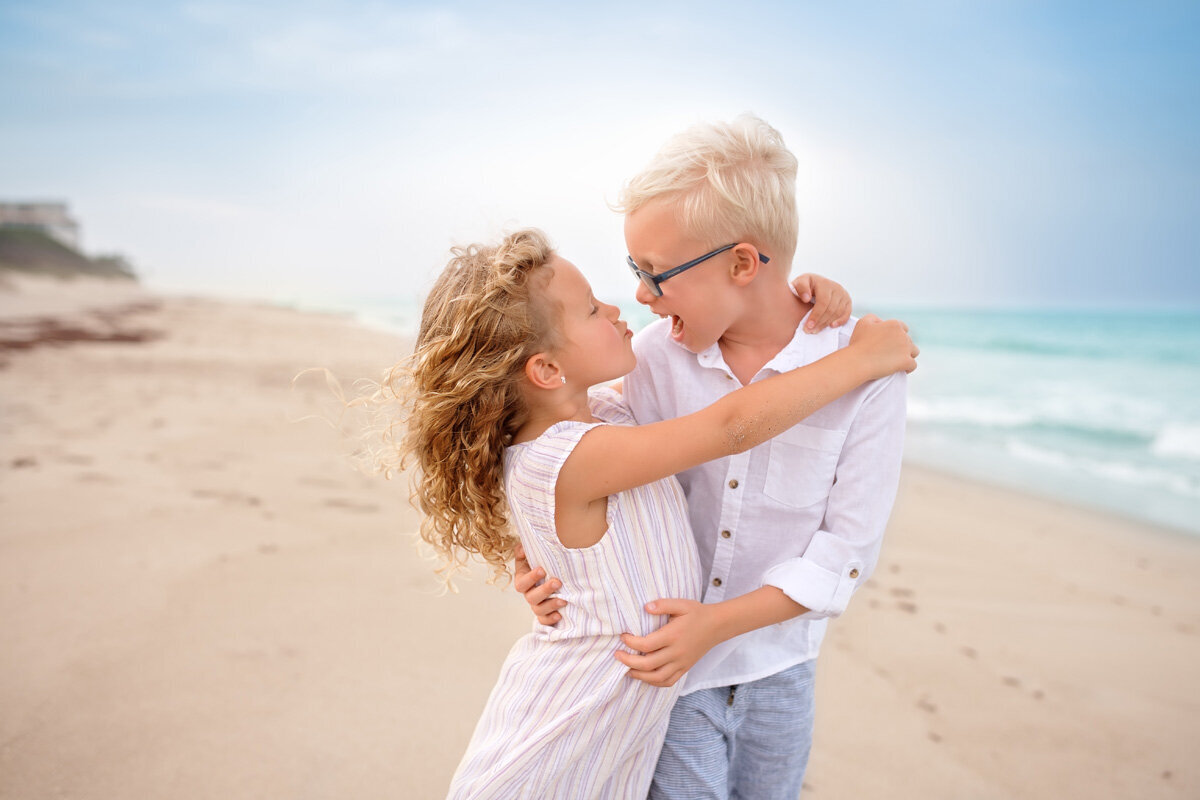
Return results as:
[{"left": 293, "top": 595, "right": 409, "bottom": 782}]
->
[
  {"left": 77, "top": 472, "right": 117, "bottom": 484},
  {"left": 192, "top": 489, "right": 262, "bottom": 506},
  {"left": 323, "top": 498, "right": 379, "bottom": 513},
  {"left": 889, "top": 587, "right": 914, "bottom": 598},
  {"left": 895, "top": 601, "right": 918, "bottom": 614},
  {"left": 961, "top": 646, "right": 978, "bottom": 659},
  {"left": 301, "top": 476, "right": 345, "bottom": 489},
  {"left": 10, "top": 456, "right": 37, "bottom": 469},
  {"left": 1002, "top": 676, "right": 1022, "bottom": 689},
  {"left": 916, "top": 695, "right": 937, "bottom": 714}
]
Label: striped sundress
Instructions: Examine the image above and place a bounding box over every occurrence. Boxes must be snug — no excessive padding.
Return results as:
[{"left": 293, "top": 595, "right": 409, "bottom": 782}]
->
[{"left": 447, "top": 389, "right": 703, "bottom": 799}]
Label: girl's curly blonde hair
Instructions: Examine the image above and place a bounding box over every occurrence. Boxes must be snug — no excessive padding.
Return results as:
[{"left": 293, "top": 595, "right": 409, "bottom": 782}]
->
[{"left": 372, "top": 229, "right": 558, "bottom": 584}]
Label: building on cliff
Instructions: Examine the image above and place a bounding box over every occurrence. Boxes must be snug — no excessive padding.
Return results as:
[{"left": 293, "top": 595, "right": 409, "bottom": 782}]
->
[{"left": 0, "top": 202, "right": 81, "bottom": 249}]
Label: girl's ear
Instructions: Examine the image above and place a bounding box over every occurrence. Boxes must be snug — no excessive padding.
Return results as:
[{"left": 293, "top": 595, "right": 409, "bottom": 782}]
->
[
  {"left": 524, "top": 352, "right": 564, "bottom": 389},
  {"left": 729, "top": 243, "right": 763, "bottom": 286}
]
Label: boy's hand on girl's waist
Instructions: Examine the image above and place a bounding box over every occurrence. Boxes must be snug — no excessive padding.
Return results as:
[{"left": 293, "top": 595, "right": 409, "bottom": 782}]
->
[
  {"left": 513, "top": 545, "right": 566, "bottom": 626},
  {"left": 616, "top": 599, "right": 721, "bottom": 689}
]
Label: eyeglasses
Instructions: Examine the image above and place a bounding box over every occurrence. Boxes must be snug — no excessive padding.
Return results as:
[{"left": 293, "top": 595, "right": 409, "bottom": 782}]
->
[{"left": 626, "top": 243, "right": 770, "bottom": 298}]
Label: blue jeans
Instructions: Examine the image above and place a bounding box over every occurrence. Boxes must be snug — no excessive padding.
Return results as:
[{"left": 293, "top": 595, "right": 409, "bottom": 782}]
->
[{"left": 648, "top": 660, "right": 816, "bottom": 800}]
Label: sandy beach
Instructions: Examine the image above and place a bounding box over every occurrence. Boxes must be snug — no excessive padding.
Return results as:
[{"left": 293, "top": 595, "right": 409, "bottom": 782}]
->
[{"left": 1, "top": 276, "right": 1196, "bottom": 799}]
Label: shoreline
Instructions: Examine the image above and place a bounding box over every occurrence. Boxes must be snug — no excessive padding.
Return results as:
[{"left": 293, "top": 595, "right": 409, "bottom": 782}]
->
[
  {"left": 899, "top": 457, "right": 1200, "bottom": 544},
  {"left": 1, "top": 278, "right": 1196, "bottom": 798}
]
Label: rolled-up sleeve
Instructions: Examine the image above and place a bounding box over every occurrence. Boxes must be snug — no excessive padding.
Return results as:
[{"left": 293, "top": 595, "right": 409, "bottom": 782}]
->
[{"left": 763, "top": 370, "right": 907, "bottom": 619}]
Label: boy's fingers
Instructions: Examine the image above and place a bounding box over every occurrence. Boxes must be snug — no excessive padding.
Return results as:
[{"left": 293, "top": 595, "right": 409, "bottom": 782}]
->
[
  {"left": 536, "top": 611, "right": 562, "bottom": 626},
  {"left": 615, "top": 649, "right": 670, "bottom": 672},
  {"left": 619, "top": 632, "right": 650, "bottom": 652},
  {"left": 621, "top": 629, "right": 672, "bottom": 654},
  {"left": 524, "top": 578, "right": 560, "bottom": 605},
  {"left": 625, "top": 666, "right": 683, "bottom": 688},
  {"left": 645, "top": 598, "right": 692, "bottom": 617},
  {"left": 532, "top": 596, "right": 566, "bottom": 616},
  {"left": 512, "top": 566, "right": 545, "bottom": 594}
]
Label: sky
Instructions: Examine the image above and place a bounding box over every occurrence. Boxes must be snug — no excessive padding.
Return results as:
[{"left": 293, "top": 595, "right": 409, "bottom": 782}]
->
[{"left": 1, "top": 0, "right": 1198, "bottom": 310}]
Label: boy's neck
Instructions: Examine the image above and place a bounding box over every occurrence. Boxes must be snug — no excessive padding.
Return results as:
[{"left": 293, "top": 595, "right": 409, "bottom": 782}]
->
[{"left": 718, "top": 281, "right": 811, "bottom": 385}]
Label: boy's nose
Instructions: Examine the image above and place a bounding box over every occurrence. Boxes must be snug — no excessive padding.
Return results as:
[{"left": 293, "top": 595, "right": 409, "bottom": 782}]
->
[{"left": 634, "top": 280, "right": 655, "bottom": 306}]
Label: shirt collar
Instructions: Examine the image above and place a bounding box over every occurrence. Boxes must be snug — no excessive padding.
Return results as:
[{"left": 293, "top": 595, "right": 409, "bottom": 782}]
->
[{"left": 671, "top": 309, "right": 843, "bottom": 378}]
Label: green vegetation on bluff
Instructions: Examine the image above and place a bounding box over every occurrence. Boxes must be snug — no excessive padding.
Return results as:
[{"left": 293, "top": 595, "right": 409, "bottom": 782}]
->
[{"left": 0, "top": 228, "right": 137, "bottom": 280}]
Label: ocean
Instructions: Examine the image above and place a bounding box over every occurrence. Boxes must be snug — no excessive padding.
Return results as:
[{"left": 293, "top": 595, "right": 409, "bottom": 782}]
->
[
  {"left": 873, "top": 307, "right": 1200, "bottom": 536},
  {"left": 288, "top": 291, "right": 1200, "bottom": 536}
]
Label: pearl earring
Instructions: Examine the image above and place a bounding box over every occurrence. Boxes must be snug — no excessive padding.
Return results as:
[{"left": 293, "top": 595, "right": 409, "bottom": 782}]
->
[{"left": 560, "top": 376, "right": 567, "bottom": 384}]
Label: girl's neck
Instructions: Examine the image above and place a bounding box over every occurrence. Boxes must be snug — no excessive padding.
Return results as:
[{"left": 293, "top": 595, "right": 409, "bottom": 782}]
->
[{"left": 512, "top": 387, "right": 596, "bottom": 444}]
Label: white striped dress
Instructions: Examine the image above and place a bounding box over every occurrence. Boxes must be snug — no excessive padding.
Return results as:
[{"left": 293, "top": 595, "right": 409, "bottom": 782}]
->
[{"left": 447, "top": 389, "right": 702, "bottom": 799}]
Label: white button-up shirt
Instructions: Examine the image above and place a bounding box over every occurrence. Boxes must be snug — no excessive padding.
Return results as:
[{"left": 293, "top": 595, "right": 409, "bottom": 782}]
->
[{"left": 624, "top": 314, "right": 907, "bottom": 694}]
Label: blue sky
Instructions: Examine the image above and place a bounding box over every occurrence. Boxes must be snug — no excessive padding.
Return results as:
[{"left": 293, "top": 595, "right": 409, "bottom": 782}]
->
[{"left": 1, "top": 1, "right": 1197, "bottom": 308}]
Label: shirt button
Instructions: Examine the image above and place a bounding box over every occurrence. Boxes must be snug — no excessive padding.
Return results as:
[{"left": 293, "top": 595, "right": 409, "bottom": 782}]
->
[
  {"left": 720, "top": 530, "right": 732, "bottom": 539},
  {"left": 728, "top": 479, "right": 739, "bottom": 489},
  {"left": 712, "top": 578, "right": 723, "bottom": 587},
  {"left": 849, "top": 568, "right": 860, "bottom": 579}
]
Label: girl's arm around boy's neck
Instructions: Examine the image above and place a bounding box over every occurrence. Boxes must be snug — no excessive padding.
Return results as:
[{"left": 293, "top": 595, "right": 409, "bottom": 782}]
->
[{"left": 555, "top": 315, "right": 916, "bottom": 513}]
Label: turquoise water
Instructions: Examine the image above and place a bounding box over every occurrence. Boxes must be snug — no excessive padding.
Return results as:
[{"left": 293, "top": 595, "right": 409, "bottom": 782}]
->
[
  {"left": 873, "top": 307, "right": 1200, "bottom": 535},
  {"left": 296, "top": 291, "right": 1200, "bottom": 536}
]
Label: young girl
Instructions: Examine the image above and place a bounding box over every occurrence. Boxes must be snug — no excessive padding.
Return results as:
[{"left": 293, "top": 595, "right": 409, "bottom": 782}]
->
[{"left": 392, "top": 229, "right": 916, "bottom": 799}]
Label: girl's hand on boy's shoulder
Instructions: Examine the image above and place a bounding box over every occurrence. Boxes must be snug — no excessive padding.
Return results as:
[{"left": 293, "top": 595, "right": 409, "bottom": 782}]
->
[
  {"left": 615, "top": 599, "right": 723, "bottom": 688},
  {"left": 513, "top": 545, "right": 566, "bottom": 626},
  {"left": 848, "top": 314, "right": 920, "bottom": 376},
  {"left": 792, "top": 273, "right": 852, "bottom": 333}
]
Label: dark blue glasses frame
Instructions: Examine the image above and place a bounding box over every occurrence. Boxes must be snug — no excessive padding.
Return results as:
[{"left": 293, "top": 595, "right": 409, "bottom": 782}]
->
[{"left": 627, "top": 243, "right": 769, "bottom": 297}]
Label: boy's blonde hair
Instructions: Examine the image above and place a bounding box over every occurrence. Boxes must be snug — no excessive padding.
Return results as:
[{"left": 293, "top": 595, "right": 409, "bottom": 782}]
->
[
  {"left": 616, "top": 114, "right": 799, "bottom": 266},
  {"left": 367, "top": 229, "right": 558, "bottom": 584}
]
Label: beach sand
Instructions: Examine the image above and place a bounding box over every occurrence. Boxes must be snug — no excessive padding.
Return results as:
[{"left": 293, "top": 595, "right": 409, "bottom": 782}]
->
[{"left": 1, "top": 277, "right": 1196, "bottom": 799}]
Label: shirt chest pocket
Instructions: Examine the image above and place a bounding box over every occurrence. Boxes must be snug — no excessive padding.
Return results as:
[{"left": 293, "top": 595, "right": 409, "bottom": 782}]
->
[{"left": 763, "top": 424, "right": 848, "bottom": 509}]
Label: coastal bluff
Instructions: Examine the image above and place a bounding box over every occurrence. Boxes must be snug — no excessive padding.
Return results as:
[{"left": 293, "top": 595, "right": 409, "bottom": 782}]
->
[{"left": 0, "top": 227, "right": 136, "bottom": 281}]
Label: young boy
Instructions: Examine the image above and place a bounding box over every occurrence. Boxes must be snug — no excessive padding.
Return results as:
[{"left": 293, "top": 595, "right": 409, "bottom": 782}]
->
[{"left": 518, "top": 115, "right": 907, "bottom": 798}]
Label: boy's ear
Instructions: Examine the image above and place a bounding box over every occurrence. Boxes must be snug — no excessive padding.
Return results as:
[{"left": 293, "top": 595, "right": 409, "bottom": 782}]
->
[
  {"left": 728, "top": 243, "right": 763, "bottom": 287},
  {"left": 524, "top": 352, "right": 564, "bottom": 390}
]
